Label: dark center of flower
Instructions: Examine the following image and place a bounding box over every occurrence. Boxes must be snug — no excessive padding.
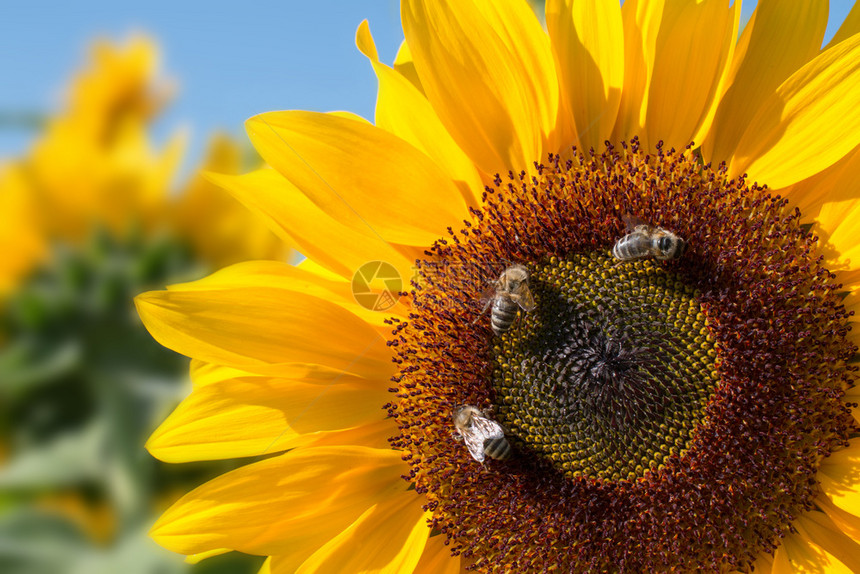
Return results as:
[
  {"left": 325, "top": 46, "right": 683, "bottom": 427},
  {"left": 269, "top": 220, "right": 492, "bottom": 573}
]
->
[
  {"left": 494, "top": 253, "right": 718, "bottom": 481},
  {"left": 387, "top": 140, "right": 857, "bottom": 573}
]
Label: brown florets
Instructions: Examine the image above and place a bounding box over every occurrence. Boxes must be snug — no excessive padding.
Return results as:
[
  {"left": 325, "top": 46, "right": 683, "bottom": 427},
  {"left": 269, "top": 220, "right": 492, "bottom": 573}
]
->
[{"left": 387, "top": 140, "right": 857, "bottom": 573}]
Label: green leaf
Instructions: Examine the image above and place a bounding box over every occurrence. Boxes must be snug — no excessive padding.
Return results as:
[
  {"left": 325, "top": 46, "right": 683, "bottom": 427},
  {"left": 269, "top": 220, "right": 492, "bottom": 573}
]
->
[
  {"left": 0, "top": 421, "right": 103, "bottom": 490},
  {"left": 0, "top": 338, "right": 81, "bottom": 395},
  {"left": 0, "top": 510, "right": 90, "bottom": 574},
  {"left": 66, "top": 523, "right": 189, "bottom": 574}
]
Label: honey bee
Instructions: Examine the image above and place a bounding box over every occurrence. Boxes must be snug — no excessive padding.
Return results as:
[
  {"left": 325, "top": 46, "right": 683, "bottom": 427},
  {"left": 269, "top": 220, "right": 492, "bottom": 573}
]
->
[
  {"left": 452, "top": 405, "right": 512, "bottom": 462},
  {"left": 612, "top": 215, "right": 686, "bottom": 261},
  {"left": 479, "top": 264, "right": 536, "bottom": 335}
]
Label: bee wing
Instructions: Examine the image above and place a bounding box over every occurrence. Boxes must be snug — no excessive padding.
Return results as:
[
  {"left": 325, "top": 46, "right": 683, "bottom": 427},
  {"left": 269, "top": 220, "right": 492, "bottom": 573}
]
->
[
  {"left": 460, "top": 414, "right": 506, "bottom": 463},
  {"left": 473, "top": 284, "right": 497, "bottom": 322},
  {"left": 622, "top": 213, "right": 648, "bottom": 232},
  {"left": 514, "top": 285, "right": 536, "bottom": 312},
  {"left": 471, "top": 414, "right": 506, "bottom": 441},
  {"left": 479, "top": 284, "right": 497, "bottom": 306},
  {"left": 461, "top": 429, "right": 487, "bottom": 463}
]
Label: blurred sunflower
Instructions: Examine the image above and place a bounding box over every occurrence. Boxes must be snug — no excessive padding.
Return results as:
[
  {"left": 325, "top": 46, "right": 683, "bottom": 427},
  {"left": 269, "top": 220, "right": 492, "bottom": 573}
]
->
[
  {"left": 1, "top": 36, "right": 288, "bottom": 573},
  {"left": 0, "top": 36, "right": 289, "bottom": 299},
  {"left": 137, "top": 1, "right": 860, "bottom": 572}
]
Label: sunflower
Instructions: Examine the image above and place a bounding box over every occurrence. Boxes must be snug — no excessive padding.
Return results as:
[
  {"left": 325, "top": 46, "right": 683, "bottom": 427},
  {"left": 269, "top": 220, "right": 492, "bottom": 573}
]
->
[
  {"left": 137, "top": 1, "right": 860, "bottom": 572},
  {"left": 0, "top": 36, "right": 290, "bottom": 298}
]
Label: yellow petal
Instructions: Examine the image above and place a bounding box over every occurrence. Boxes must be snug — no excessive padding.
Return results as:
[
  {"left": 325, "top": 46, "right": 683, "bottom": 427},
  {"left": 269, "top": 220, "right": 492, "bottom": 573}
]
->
[
  {"left": 184, "top": 548, "right": 230, "bottom": 564},
  {"left": 393, "top": 40, "right": 424, "bottom": 95},
  {"left": 186, "top": 365, "right": 397, "bottom": 451},
  {"left": 778, "top": 144, "right": 860, "bottom": 217},
  {"left": 356, "top": 20, "right": 484, "bottom": 206},
  {"left": 402, "top": 0, "right": 561, "bottom": 175},
  {"left": 725, "top": 5, "right": 756, "bottom": 91},
  {"left": 731, "top": 33, "right": 860, "bottom": 188},
  {"left": 297, "top": 257, "right": 346, "bottom": 281},
  {"left": 245, "top": 111, "right": 467, "bottom": 246},
  {"left": 168, "top": 259, "right": 409, "bottom": 328},
  {"left": 303, "top": 418, "right": 399, "bottom": 450},
  {"left": 293, "top": 495, "right": 429, "bottom": 573},
  {"left": 328, "top": 110, "right": 371, "bottom": 124},
  {"left": 546, "top": 0, "right": 624, "bottom": 153},
  {"left": 819, "top": 439, "right": 860, "bottom": 516},
  {"left": 778, "top": 533, "right": 856, "bottom": 573},
  {"left": 749, "top": 553, "right": 774, "bottom": 574},
  {"left": 612, "top": 0, "right": 664, "bottom": 151},
  {"left": 771, "top": 544, "right": 792, "bottom": 574},
  {"left": 645, "top": 0, "right": 740, "bottom": 152},
  {"left": 655, "top": 0, "right": 740, "bottom": 151},
  {"left": 413, "top": 532, "right": 462, "bottom": 574},
  {"left": 813, "top": 196, "right": 860, "bottom": 293},
  {"left": 817, "top": 494, "right": 860, "bottom": 545},
  {"left": 824, "top": 2, "right": 860, "bottom": 51},
  {"left": 205, "top": 169, "right": 417, "bottom": 285},
  {"left": 189, "top": 360, "right": 257, "bottom": 387},
  {"left": 150, "top": 446, "right": 408, "bottom": 557},
  {"left": 257, "top": 558, "right": 271, "bottom": 574},
  {"left": 794, "top": 511, "right": 860, "bottom": 572},
  {"left": 703, "top": 0, "right": 828, "bottom": 165},
  {"left": 135, "top": 287, "right": 392, "bottom": 379},
  {"left": 147, "top": 371, "right": 389, "bottom": 462},
  {"left": 613, "top": 0, "right": 739, "bottom": 153},
  {"left": 189, "top": 361, "right": 372, "bottom": 396}
]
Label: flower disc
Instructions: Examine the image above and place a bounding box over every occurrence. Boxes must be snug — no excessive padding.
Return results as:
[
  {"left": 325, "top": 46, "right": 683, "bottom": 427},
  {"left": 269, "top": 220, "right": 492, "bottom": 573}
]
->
[
  {"left": 494, "top": 253, "right": 719, "bottom": 482},
  {"left": 388, "top": 142, "right": 857, "bottom": 573}
]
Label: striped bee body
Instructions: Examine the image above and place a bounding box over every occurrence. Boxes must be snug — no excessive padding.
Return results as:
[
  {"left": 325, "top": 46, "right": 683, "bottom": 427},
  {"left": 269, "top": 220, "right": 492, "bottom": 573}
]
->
[
  {"left": 480, "top": 264, "right": 536, "bottom": 335},
  {"left": 613, "top": 223, "right": 686, "bottom": 262},
  {"left": 491, "top": 295, "right": 520, "bottom": 335},
  {"left": 453, "top": 405, "right": 513, "bottom": 463},
  {"left": 482, "top": 435, "right": 512, "bottom": 461}
]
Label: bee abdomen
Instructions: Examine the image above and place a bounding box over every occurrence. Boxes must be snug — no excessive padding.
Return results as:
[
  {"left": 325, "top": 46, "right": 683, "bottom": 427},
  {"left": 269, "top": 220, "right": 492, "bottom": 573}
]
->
[
  {"left": 483, "top": 437, "right": 512, "bottom": 460},
  {"left": 612, "top": 234, "right": 646, "bottom": 260},
  {"left": 491, "top": 297, "right": 518, "bottom": 334}
]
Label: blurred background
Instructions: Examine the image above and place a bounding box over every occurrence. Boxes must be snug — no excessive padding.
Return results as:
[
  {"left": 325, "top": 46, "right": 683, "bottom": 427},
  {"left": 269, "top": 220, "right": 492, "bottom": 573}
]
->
[
  {"left": 0, "top": 1, "right": 854, "bottom": 573},
  {"left": 0, "top": 3, "right": 402, "bottom": 574}
]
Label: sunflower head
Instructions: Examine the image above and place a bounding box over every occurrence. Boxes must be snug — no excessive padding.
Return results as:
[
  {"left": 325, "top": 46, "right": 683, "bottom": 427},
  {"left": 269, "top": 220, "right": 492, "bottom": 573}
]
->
[{"left": 134, "top": 1, "right": 860, "bottom": 572}]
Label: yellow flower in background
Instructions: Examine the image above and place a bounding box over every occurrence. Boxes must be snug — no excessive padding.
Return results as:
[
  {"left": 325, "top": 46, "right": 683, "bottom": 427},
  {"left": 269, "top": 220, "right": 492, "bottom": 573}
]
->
[
  {"left": 28, "top": 36, "right": 179, "bottom": 243},
  {"left": 0, "top": 165, "right": 45, "bottom": 302},
  {"left": 137, "top": 1, "right": 860, "bottom": 572},
  {"left": 172, "top": 134, "right": 292, "bottom": 271},
  {"left": 0, "top": 36, "right": 290, "bottom": 301}
]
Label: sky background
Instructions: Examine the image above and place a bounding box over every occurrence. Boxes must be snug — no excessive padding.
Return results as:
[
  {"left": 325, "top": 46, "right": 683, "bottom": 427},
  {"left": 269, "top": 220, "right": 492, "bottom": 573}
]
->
[{"left": 0, "top": 0, "right": 856, "bottom": 175}]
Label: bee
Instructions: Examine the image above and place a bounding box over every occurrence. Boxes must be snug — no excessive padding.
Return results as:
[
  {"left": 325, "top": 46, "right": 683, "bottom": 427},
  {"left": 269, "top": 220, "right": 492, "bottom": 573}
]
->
[
  {"left": 479, "top": 263, "right": 536, "bottom": 335},
  {"left": 612, "top": 215, "right": 686, "bottom": 261},
  {"left": 452, "top": 405, "right": 512, "bottom": 462}
]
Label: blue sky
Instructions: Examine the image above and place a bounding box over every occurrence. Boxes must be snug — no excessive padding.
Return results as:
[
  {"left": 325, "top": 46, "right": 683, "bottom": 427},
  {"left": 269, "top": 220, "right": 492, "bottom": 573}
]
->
[
  {"left": 0, "top": 1, "right": 855, "bottom": 173},
  {"left": 0, "top": 1, "right": 403, "bottom": 166}
]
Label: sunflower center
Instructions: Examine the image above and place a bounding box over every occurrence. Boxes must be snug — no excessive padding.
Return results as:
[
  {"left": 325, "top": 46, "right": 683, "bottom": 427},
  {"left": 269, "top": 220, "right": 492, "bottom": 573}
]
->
[
  {"left": 494, "top": 253, "right": 717, "bottom": 481},
  {"left": 389, "top": 141, "right": 857, "bottom": 573}
]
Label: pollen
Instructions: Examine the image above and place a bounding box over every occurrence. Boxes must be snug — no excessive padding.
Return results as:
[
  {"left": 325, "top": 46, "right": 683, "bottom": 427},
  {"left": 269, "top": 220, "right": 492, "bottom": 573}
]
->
[{"left": 387, "top": 140, "right": 857, "bottom": 573}]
